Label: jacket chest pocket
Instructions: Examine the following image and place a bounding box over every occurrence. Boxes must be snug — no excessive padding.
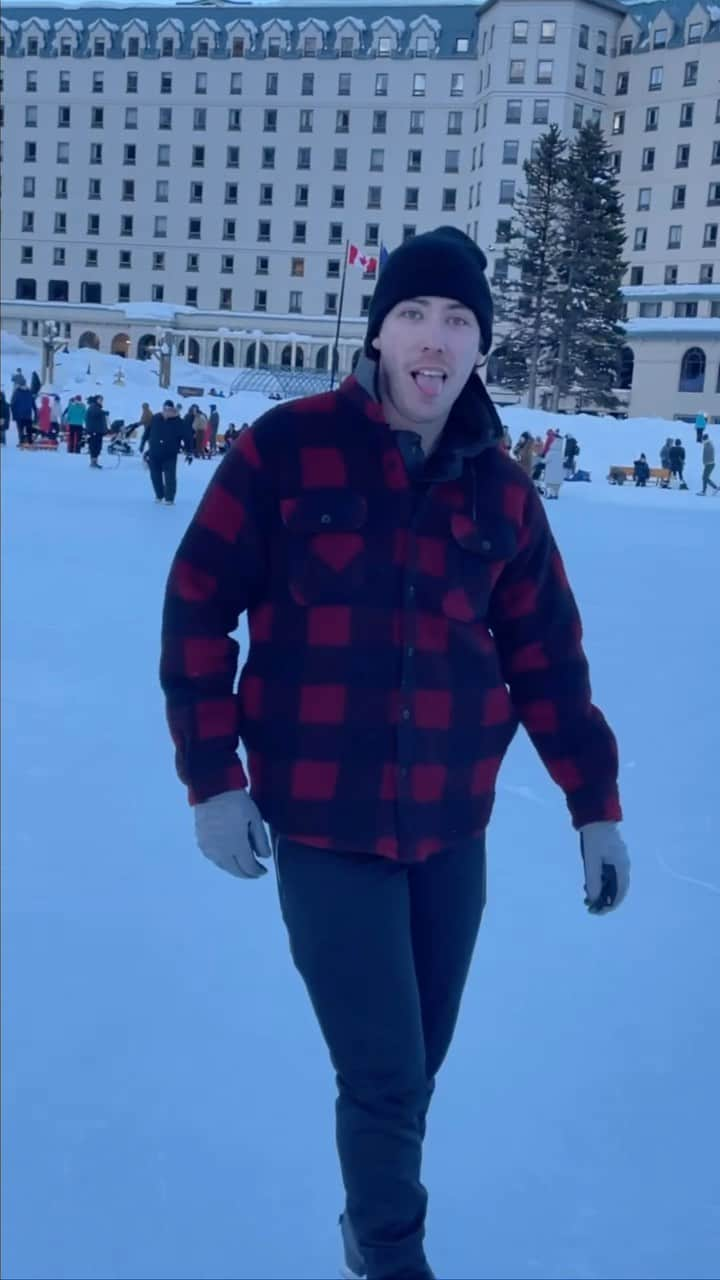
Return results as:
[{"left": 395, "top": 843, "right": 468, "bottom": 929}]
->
[
  {"left": 441, "top": 513, "right": 517, "bottom": 622},
  {"left": 280, "top": 492, "right": 369, "bottom": 606}
]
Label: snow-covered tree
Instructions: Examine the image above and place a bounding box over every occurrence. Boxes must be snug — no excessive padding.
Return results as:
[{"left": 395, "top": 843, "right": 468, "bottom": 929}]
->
[
  {"left": 551, "top": 122, "right": 627, "bottom": 411},
  {"left": 494, "top": 125, "right": 567, "bottom": 408}
]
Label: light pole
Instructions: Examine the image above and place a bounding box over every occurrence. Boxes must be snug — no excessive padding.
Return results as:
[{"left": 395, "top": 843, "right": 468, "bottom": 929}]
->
[
  {"left": 41, "top": 320, "right": 67, "bottom": 385},
  {"left": 152, "top": 329, "right": 174, "bottom": 389}
]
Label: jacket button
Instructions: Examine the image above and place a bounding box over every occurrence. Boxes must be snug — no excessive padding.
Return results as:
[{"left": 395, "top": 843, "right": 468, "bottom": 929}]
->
[
  {"left": 480, "top": 539, "right": 492, "bottom": 552},
  {"left": 320, "top": 513, "right": 332, "bottom": 525},
  {"left": 401, "top": 707, "right": 411, "bottom": 721}
]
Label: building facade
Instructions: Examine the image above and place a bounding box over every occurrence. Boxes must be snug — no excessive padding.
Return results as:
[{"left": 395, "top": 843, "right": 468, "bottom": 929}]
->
[{"left": 1, "top": 0, "right": 718, "bottom": 417}]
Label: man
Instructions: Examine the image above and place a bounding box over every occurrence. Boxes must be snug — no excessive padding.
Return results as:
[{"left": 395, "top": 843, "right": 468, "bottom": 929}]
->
[
  {"left": 85, "top": 395, "right": 107, "bottom": 469},
  {"left": 699, "top": 433, "right": 718, "bottom": 496},
  {"left": 66, "top": 397, "right": 86, "bottom": 454},
  {"left": 160, "top": 228, "right": 629, "bottom": 1280},
  {"left": 208, "top": 403, "right": 220, "bottom": 456},
  {"left": 10, "top": 382, "right": 36, "bottom": 446},
  {"left": 140, "top": 399, "right": 194, "bottom": 505},
  {"left": 669, "top": 437, "right": 687, "bottom": 489}
]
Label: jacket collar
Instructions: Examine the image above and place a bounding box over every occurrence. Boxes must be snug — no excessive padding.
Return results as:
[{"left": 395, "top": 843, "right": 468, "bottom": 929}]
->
[{"left": 340, "top": 354, "right": 503, "bottom": 481}]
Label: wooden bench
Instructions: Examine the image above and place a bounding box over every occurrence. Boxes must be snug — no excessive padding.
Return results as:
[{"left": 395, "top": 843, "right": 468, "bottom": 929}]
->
[{"left": 608, "top": 465, "right": 670, "bottom": 487}]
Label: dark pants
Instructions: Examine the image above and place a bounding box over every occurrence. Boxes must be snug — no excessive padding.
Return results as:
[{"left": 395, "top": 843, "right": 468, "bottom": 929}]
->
[
  {"left": 148, "top": 454, "right": 177, "bottom": 502},
  {"left": 275, "top": 836, "right": 486, "bottom": 1280},
  {"left": 67, "top": 427, "right": 83, "bottom": 454},
  {"left": 88, "top": 431, "right": 103, "bottom": 462},
  {"left": 701, "top": 463, "right": 717, "bottom": 494},
  {"left": 16, "top": 419, "right": 34, "bottom": 445}
]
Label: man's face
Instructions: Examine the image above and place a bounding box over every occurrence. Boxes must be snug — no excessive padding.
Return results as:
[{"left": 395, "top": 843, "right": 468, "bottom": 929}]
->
[{"left": 372, "top": 296, "right": 481, "bottom": 434}]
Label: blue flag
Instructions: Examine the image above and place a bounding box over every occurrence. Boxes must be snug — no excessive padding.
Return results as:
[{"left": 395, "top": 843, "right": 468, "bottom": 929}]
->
[{"left": 379, "top": 243, "right": 390, "bottom": 274}]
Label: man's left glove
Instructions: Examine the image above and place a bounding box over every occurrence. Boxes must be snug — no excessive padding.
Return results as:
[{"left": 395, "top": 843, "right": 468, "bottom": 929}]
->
[
  {"left": 580, "top": 823, "right": 630, "bottom": 915},
  {"left": 185, "top": 454, "right": 193, "bottom": 465}
]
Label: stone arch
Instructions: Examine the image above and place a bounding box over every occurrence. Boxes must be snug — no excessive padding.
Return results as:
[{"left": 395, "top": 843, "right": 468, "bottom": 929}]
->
[
  {"left": 281, "top": 344, "right": 305, "bottom": 369},
  {"left": 315, "top": 345, "right": 329, "bottom": 371},
  {"left": 245, "top": 341, "right": 269, "bottom": 368},
  {"left": 111, "top": 332, "right": 131, "bottom": 357},
  {"left": 351, "top": 348, "right": 363, "bottom": 371},
  {"left": 678, "top": 346, "right": 706, "bottom": 394},
  {"left": 79, "top": 330, "right": 100, "bottom": 351},
  {"left": 137, "top": 333, "right": 155, "bottom": 361},
  {"left": 187, "top": 338, "right": 200, "bottom": 364}
]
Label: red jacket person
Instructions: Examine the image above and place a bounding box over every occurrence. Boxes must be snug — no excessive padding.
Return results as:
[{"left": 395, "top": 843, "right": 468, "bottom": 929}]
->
[{"left": 160, "top": 226, "right": 629, "bottom": 1280}]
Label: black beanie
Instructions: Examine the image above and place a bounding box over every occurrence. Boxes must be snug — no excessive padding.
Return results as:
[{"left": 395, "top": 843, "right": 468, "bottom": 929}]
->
[{"left": 365, "top": 226, "right": 493, "bottom": 358}]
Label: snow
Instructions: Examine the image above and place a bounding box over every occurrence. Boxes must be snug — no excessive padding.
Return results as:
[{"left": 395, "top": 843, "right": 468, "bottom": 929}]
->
[
  {"left": 625, "top": 317, "right": 720, "bottom": 336},
  {"left": 410, "top": 14, "right": 442, "bottom": 34},
  {"left": 2, "top": 348, "right": 720, "bottom": 1280},
  {"left": 623, "top": 284, "right": 720, "bottom": 299}
]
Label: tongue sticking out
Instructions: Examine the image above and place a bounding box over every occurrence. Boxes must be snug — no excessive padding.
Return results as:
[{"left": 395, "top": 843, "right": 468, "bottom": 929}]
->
[{"left": 413, "top": 373, "right": 444, "bottom": 400}]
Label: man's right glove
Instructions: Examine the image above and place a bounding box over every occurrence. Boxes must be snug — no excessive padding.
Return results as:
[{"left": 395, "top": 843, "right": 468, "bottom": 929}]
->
[
  {"left": 194, "top": 789, "right": 272, "bottom": 879},
  {"left": 185, "top": 454, "right": 193, "bottom": 465},
  {"left": 580, "top": 822, "right": 630, "bottom": 915}
]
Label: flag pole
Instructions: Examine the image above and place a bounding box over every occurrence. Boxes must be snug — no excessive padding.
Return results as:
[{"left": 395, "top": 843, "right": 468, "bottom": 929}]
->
[{"left": 330, "top": 238, "right": 349, "bottom": 391}]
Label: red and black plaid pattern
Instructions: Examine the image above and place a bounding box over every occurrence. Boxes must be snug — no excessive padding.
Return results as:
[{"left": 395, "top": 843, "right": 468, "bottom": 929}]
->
[{"left": 161, "top": 374, "right": 621, "bottom": 862}]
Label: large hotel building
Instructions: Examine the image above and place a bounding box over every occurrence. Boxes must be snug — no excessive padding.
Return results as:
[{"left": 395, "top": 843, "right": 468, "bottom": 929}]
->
[{"left": 1, "top": 0, "right": 718, "bottom": 419}]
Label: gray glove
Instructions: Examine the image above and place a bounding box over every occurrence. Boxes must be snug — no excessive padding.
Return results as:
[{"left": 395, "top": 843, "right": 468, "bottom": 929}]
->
[
  {"left": 194, "top": 790, "right": 272, "bottom": 880},
  {"left": 580, "top": 822, "right": 630, "bottom": 915}
]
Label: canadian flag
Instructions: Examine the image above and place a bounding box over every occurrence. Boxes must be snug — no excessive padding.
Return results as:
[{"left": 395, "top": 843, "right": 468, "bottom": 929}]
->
[{"left": 348, "top": 243, "right": 378, "bottom": 273}]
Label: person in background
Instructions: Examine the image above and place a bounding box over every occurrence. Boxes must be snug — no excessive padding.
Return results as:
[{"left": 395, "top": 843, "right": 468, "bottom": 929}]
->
[
  {"left": 0, "top": 390, "right": 9, "bottom": 446},
  {"left": 223, "top": 422, "right": 240, "bottom": 446},
  {"left": 30, "top": 371, "right": 42, "bottom": 397},
  {"left": 37, "top": 394, "right": 52, "bottom": 438},
  {"left": 140, "top": 398, "right": 195, "bottom": 506},
  {"left": 85, "top": 395, "right": 108, "bottom": 469},
  {"left": 66, "top": 397, "right": 86, "bottom": 454},
  {"left": 659, "top": 437, "right": 673, "bottom": 475},
  {"left": 48, "top": 394, "right": 62, "bottom": 441},
  {"left": 543, "top": 430, "right": 565, "bottom": 499},
  {"left": 11, "top": 368, "right": 26, "bottom": 390},
  {"left": 542, "top": 427, "right": 559, "bottom": 457},
  {"left": 668, "top": 438, "right": 687, "bottom": 489},
  {"left": 699, "top": 434, "right": 718, "bottom": 496},
  {"left": 10, "top": 382, "right": 36, "bottom": 446},
  {"left": 193, "top": 406, "right": 209, "bottom": 459},
  {"left": 208, "top": 404, "right": 221, "bottom": 456},
  {"left": 633, "top": 453, "right": 650, "bottom": 487},
  {"left": 501, "top": 424, "right": 512, "bottom": 453},
  {"left": 513, "top": 430, "right": 535, "bottom": 477},
  {"left": 695, "top": 411, "right": 707, "bottom": 445},
  {"left": 564, "top": 434, "right": 580, "bottom": 477}
]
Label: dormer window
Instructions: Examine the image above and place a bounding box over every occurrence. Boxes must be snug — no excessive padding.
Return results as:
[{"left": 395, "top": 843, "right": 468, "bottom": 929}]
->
[
  {"left": 27, "top": 37, "right": 39, "bottom": 55},
  {"left": 455, "top": 36, "right": 470, "bottom": 53},
  {"left": 94, "top": 38, "right": 105, "bottom": 55},
  {"left": 340, "top": 36, "right": 354, "bottom": 56},
  {"left": 304, "top": 37, "right": 317, "bottom": 55},
  {"left": 197, "top": 38, "right": 209, "bottom": 56},
  {"left": 232, "top": 37, "right": 244, "bottom": 56},
  {"left": 653, "top": 27, "right": 668, "bottom": 47},
  {"left": 415, "top": 36, "right": 429, "bottom": 55},
  {"left": 687, "top": 21, "right": 703, "bottom": 42},
  {"left": 619, "top": 34, "right": 633, "bottom": 54},
  {"left": 60, "top": 38, "right": 72, "bottom": 55},
  {"left": 268, "top": 37, "right": 281, "bottom": 57},
  {"left": 378, "top": 36, "right": 392, "bottom": 56},
  {"left": 161, "top": 37, "right": 174, "bottom": 57},
  {"left": 128, "top": 36, "right": 139, "bottom": 56}
]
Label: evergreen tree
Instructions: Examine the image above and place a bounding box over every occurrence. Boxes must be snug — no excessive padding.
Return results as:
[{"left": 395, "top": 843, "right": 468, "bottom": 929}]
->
[
  {"left": 551, "top": 122, "right": 627, "bottom": 411},
  {"left": 494, "top": 125, "right": 567, "bottom": 408}
]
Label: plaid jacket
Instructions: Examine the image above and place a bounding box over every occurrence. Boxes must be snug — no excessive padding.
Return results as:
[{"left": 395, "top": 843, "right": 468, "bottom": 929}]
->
[{"left": 160, "top": 363, "right": 621, "bottom": 862}]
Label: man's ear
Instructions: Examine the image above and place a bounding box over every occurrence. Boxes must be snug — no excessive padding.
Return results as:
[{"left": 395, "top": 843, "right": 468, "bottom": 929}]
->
[{"left": 371, "top": 336, "right": 380, "bottom": 352}]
